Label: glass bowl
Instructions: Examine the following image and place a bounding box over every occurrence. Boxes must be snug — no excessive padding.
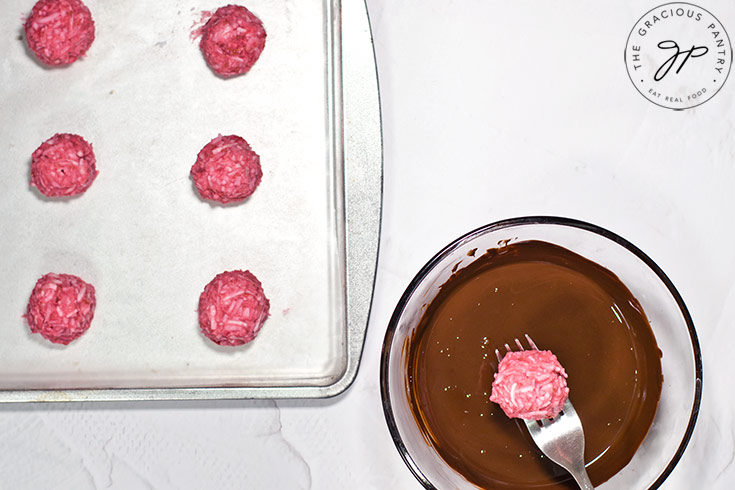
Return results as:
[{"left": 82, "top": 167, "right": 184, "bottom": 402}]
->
[{"left": 380, "top": 216, "right": 702, "bottom": 489}]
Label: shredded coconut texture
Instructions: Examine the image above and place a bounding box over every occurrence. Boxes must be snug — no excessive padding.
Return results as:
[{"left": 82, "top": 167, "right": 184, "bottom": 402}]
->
[
  {"left": 198, "top": 4, "right": 266, "bottom": 78},
  {"left": 190, "top": 134, "right": 262, "bottom": 204},
  {"left": 24, "top": 273, "right": 96, "bottom": 345},
  {"left": 490, "top": 350, "right": 570, "bottom": 420},
  {"left": 198, "top": 270, "right": 270, "bottom": 346},
  {"left": 24, "top": 0, "right": 95, "bottom": 66},
  {"left": 31, "top": 133, "right": 98, "bottom": 197}
]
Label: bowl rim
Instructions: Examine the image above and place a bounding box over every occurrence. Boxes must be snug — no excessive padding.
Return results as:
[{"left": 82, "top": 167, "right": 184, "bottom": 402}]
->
[{"left": 379, "top": 215, "right": 703, "bottom": 490}]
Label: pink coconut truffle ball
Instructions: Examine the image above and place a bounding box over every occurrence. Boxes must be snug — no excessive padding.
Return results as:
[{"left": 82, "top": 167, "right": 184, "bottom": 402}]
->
[
  {"left": 24, "top": 0, "right": 95, "bottom": 66},
  {"left": 190, "top": 134, "right": 262, "bottom": 204},
  {"left": 490, "top": 349, "right": 570, "bottom": 420},
  {"left": 198, "top": 270, "right": 270, "bottom": 346},
  {"left": 24, "top": 273, "right": 97, "bottom": 345},
  {"left": 199, "top": 4, "right": 266, "bottom": 78},
  {"left": 30, "top": 133, "right": 98, "bottom": 197}
]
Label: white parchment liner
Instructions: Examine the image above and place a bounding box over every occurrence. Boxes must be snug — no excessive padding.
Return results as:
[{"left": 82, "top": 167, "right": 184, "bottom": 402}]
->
[{"left": 0, "top": 0, "right": 345, "bottom": 389}]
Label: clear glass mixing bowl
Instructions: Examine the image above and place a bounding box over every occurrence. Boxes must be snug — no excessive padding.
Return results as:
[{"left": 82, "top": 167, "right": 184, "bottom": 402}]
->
[{"left": 381, "top": 217, "right": 702, "bottom": 489}]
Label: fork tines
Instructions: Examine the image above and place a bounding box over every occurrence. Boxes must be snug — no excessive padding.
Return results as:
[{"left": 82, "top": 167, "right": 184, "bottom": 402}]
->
[{"left": 495, "top": 334, "right": 539, "bottom": 362}]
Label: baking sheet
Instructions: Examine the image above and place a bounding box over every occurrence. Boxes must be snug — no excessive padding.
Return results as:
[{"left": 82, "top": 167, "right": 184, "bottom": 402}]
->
[{"left": 0, "top": 0, "right": 357, "bottom": 394}]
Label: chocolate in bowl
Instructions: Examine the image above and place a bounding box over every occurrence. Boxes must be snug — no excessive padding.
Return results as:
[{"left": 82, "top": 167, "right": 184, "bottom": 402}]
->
[
  {"left": 408, "top": 240, "right": 661, "bottom": 488},
  {"left": 381, "top": 217, "right": 702, "bottom": 490}
]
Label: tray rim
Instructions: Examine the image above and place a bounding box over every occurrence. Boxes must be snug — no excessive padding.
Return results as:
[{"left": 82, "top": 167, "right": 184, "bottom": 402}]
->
[{"left": 0, "top": 0, "right": 383, "bottom": 403}]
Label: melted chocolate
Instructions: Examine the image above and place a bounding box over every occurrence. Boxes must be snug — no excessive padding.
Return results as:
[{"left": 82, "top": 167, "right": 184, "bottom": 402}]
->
[{"left": 407, "top": 241, "right": 662, "bottom": 489}]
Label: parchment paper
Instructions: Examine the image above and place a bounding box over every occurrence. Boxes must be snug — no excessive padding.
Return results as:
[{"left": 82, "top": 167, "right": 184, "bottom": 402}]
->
[{"left": 0, "top": 0, "right": 345, "bottom": 389}]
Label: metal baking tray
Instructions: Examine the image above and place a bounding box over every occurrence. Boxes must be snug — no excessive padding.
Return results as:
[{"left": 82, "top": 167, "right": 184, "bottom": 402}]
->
[{"left": 0, "top": 0, "right": 381, "bottom": 402}]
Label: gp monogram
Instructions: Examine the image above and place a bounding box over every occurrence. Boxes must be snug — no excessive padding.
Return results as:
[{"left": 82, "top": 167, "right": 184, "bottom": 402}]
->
[{"left": 625, "top": 2, "right": 732, "bottom": 109}]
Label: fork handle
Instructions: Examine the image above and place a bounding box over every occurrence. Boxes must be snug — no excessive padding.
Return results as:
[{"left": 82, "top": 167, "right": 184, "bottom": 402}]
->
[{"left": 569, "top": 466, "right": 595, "bottom": 490}]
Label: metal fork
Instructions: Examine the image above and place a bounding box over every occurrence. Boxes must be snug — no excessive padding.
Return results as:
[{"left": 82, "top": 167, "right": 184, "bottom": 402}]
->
[{"left": 496, "top": 336, "right": 595, "bottom": 490}]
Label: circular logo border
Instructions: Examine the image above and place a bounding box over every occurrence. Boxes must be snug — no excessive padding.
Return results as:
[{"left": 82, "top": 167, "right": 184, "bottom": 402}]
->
[{"left": 624, "top": 2, "right": 733, "bottom": 110}]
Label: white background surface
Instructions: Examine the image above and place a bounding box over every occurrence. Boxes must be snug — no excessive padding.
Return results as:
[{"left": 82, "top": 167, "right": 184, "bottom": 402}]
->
[{"left": 2, "top": 0, "right": 735, "bottom": 488}]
